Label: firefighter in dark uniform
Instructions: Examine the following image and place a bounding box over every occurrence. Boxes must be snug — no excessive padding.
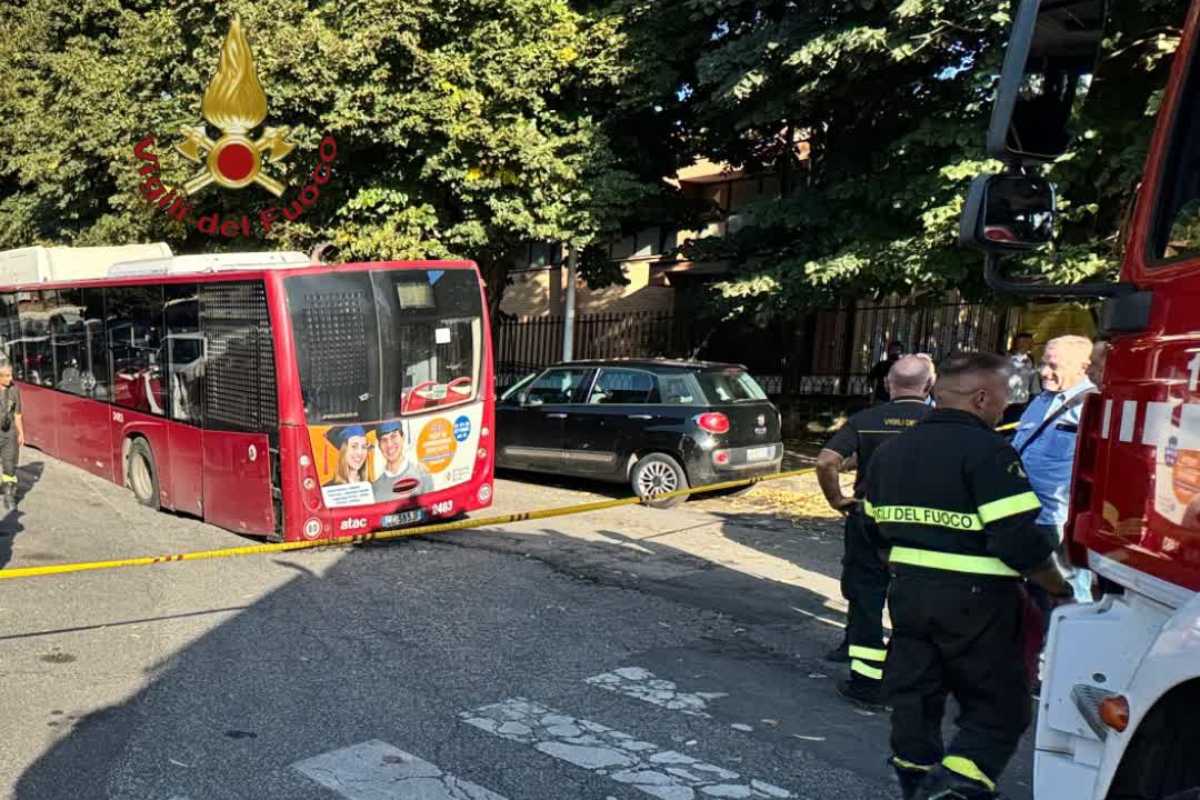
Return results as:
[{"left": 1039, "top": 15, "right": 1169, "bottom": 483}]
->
[
  {"left": 863, "top": 353, "right": 1073, "bottom": 799},
  {"left": 0, "top": 362, "right": 24, "bottom": 510},
  {"left": 816, "top": 355, "right": 934, "bottom": 708}
]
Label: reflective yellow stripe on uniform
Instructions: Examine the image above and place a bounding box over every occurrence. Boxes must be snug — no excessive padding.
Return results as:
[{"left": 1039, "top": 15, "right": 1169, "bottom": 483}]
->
[
  {"left": 942, "top": 756, "right": 996, "bottom": 791},
  {"left": 867, "top": 505, "right": 983, "bottom": 532},
  {"left": 850, "top": 660, "right": 884, "bottom": 681},
  {"left": 849, "top": 644, "right": 887, "bottom": 681},
  {"left": 889, "top": 546, "right": 1020, "bottom": 578},
  {"left": 890, "top": 756, "right": 935, "bottom": 772},
  {"left": 848, "top": 645, "right": 887, "bottom": 662},
  {"left": 977, "top": 491, "right": 1040, "bottom": 524},
  {"left": 1, "top": 474, "right": 16, "bottom": 483}
]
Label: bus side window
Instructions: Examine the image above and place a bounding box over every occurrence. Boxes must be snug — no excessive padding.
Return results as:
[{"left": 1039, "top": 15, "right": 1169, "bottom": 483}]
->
[
  {"left": 106, "top": 285, "right": 165, "bottom": 416},
  {"left": 82, "top": 288, "right": 109, "bottom": 400},
  {"left": 165, "top": 285, "right": 203, "bottom": 425},
  {"left": 0, "top": 293, "right": 18, "bottom": 372},
  {"left": 20, "top": 290, "right": 55, "bottom": 387}
]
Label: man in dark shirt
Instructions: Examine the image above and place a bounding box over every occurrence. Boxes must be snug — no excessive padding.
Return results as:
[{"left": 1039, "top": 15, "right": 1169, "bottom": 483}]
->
[
  {"left": 869, "top": 340, "right": 905, "bottom": 403},
  {"left": 816, "top": 355, "right": 934, "bottom": 707}
]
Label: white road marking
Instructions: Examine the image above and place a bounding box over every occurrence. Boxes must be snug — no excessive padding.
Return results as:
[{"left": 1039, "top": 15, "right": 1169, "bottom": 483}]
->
[
  {"left": 585, "top": 667, "right": 727, "bottom": 718},
  {"left": 291, "top": 739, "right": 509, "bottom": 800},
  {"left": 1119, "top": 400, "right": 1138, "bottom": 443},
  {"left": 461, "top": 698, "right": 793, "bottom": 799},
  {"left": 1101, "top": 399, "right": 1113, "bottom": 439}
]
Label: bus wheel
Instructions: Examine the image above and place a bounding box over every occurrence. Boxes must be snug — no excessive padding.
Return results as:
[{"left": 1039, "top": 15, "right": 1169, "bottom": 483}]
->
[
  {"left": 127, "top": 438, "right": 161, "bottom": 510},
  {"left": 632, "top": 453, "right": 688, "bottom": 509}
]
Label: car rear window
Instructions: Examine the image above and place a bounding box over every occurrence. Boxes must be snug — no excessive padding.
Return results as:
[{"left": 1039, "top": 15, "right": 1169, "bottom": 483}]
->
[{"left": 695, "top": 369, "right": 768, "bottom": 403}]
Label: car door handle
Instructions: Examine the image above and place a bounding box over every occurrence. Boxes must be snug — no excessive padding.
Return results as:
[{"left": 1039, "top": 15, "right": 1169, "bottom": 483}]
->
[
  {"left": 545, "top": 412, "right": 567, "bottom": 419},
  {"left": 627, "top": 414, "right": 653, "bottom": 420}
]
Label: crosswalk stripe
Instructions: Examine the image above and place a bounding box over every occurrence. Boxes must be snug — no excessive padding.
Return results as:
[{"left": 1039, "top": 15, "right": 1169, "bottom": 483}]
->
[
  {"left": 461, "top": 698, "right": 793, "bottom": 799},
  {"left": 291, "top": 739, "right": 510, "bottom": 800},
  {"left": 585, "top": 666, "right": 728, "bottom": 718}
]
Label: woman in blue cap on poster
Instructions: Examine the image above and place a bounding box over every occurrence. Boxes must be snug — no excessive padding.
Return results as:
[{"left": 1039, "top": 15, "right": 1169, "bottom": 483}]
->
[{"left": 372, "top": 420, "right": 434, "bottom": 502}]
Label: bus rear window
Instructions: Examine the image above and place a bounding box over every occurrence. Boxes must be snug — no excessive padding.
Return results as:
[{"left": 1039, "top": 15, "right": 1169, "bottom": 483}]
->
[
  {"left": 695, "top": 369, "right": 768, "bottom": 403},
  {"left": 287, "top": 268, "right": 483, "bottom": 423}
]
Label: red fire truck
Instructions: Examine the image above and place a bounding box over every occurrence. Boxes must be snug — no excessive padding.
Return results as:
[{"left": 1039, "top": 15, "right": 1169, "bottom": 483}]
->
[{"left": 961, "top": 1, "right": 1200, "bottom": 797}]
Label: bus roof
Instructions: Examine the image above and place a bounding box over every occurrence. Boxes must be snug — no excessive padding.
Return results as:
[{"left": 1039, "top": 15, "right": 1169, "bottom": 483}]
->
[
  {"left": 108, "top": 251, "right": 311, "bottom": 277},
  {"left": 0, "top": 243, "right": 173, "bottom": 284}
]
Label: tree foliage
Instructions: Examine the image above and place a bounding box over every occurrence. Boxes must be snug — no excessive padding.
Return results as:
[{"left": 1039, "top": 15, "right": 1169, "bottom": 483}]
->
[
  {"left": 0, "top": 0, "right": 653, "bottom": 305},
  {"left": 627, "top": 0, "right": 1186, "bottom": 317}
]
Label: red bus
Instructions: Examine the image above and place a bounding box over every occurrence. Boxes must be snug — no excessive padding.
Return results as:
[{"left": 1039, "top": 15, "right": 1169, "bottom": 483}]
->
[{"left": 0, "top": 245, "right": 495, "bottom": 541}]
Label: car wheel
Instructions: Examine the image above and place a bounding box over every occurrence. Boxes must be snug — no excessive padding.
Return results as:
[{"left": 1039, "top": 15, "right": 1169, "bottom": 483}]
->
[
  {"left": 632, "top": 453, "right": 688, "bottom": 509},
  {"left": 127, "top": 437, "right": 161, "bottom": 510}
]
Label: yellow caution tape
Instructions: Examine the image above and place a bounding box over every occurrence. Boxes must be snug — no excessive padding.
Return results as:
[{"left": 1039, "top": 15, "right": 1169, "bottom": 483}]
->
[{"left": 0, "top": 468, "right": 815, "bottom": 582}]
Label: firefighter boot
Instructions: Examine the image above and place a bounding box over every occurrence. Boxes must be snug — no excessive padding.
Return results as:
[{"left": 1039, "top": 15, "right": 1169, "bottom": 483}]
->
[
  {"left": 835, "top": 675, "right": 887, "bottom": 711},
  {"left": 889, "top": 759, "right": 932, "bottom": 800},
  {"left": 914, "top": 765, "right": 997, "bottom": 800}
]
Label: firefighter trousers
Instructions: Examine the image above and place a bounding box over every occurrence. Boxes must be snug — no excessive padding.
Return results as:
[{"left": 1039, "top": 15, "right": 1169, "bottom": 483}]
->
[
  {"left": 841, "top": 509, "right": 888, "bottom": 683},
  {"left": 883, "top": 570, "right": 1030, "bottom": 786}
]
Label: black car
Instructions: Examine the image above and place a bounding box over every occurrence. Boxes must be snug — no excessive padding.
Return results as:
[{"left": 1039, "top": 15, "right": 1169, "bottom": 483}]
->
[{"left": 496, "top": 359, "right": 783, "bottom": 507}]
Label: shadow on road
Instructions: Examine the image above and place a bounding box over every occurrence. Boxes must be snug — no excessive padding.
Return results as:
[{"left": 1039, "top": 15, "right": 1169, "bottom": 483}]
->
[{"left": 0, "top": 460, "right": 45, "bottom": 568}]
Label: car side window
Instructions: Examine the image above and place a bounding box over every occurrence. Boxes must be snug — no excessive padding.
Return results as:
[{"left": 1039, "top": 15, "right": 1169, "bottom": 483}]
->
[
  {"left": 659, "top": 375, "right": 697, "bottom": 404},
  {"left": 588, "top": 368, "right": 658, "bottom": 404},
  {"left": 525, "top": 368, "right": 590, "bottom": 405}
]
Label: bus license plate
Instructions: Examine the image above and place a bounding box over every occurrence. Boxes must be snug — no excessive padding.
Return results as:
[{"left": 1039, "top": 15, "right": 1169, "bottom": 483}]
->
[
  {"left": 382, "top": 509, "right": 426, "bottom": 528},
  {"left": 746, "top": 446, "right": 773, "bottom": 462}
]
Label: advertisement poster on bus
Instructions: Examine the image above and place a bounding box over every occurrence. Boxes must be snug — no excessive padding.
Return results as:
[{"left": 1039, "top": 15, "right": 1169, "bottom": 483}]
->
[{"left": 308, "top": 404, "right": 482, "bottom": 509}]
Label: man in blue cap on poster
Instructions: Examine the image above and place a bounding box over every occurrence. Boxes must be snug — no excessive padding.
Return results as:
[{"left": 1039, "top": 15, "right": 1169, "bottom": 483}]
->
[{"left": 373, "top": 420, "right": 434, "bottom": 502}]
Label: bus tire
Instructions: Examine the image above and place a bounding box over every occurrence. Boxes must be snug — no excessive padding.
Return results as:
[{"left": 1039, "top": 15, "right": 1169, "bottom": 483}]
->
[
  {"left": 632, "top": 453, "right": 688, "bottom": 509},
  {"left": 126, "top": 437, "right": 161, "bottom": 510}
]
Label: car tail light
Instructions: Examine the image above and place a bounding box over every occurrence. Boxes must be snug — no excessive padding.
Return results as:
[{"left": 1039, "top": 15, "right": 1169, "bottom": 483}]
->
[
  {"left": 1099, "top": 695, "right": 1129, "bottom": 732},
  {"left": 713, "top": 449, "right": 730, "bottom": 466},
  {"left": 696, "top": 412, "right": 730, "bottom": 434}
]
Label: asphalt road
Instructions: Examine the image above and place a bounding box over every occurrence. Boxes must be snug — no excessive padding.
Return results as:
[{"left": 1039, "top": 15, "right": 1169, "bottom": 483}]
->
[{"left": 0, "top": 450, "right": 1035, "bottom": 800}]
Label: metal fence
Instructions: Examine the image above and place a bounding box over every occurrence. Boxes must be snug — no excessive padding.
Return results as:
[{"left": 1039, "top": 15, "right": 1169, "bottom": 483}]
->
[
  {"left": 493, "top": 295, "right": 1018, "bottom": 396},
  {"left": 494, "top": 311, "right": 680, "bottom": 386}
]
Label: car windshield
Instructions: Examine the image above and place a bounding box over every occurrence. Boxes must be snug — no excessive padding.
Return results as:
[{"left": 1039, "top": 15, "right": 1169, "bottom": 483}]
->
[
  {"left": 287, "top": 267, "right": 483, "bottom": 423},
  {"left": 695, "top": 369, "right": 767, "bottom": 403},
  {"left": 501, "top": 372, "right": 537, "bottom": 402}
]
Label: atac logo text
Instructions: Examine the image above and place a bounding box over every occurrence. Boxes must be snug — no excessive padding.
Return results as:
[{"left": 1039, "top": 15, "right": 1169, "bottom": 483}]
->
[{"left": 131, "top": 16, "right": 337, "bottom": 238}]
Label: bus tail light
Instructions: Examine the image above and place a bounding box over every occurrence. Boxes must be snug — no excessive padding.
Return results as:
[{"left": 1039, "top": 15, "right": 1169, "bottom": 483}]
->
[
  {"left": 477, "top": 447, "right": 489, "bottom": 461},
  {"left": 713, "top": 449, "right": 730, "bottom": 466},
  {"left": 696, "top": 412, "right": 730, "bottom": 434},
  {"left": 1099, "top": 695, "right": 1129, "bottom": 732},
  {"left": 481, "top": 426, "right": 491, "bottom": 438},
  {"left": 303, "top": 477, "right": 317, "bottom": 491}
]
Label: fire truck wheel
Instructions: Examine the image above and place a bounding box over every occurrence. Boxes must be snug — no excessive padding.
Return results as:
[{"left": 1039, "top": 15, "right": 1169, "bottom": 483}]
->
[{"left": 127, "top": 437, "right": 161, "bottom": 510}]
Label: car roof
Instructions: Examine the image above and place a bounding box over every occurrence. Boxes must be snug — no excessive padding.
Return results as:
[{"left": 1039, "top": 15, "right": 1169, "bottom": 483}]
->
[{"left": 545, "top": 358, "right": 749, "bottom": 372}]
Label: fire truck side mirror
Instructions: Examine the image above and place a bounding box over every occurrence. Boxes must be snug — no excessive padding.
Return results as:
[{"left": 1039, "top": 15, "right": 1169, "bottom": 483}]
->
[
  {"left": 960, "top": 174, "right": 1056, "bottom": 252},
  {"left": 988, "top": 0, "right": 1107, "bottom": 164}
]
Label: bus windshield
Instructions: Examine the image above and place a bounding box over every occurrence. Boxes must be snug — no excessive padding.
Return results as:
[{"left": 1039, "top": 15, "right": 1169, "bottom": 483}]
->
[{"left": 287, "top": 267, "right": 483, "bottom": 423}]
